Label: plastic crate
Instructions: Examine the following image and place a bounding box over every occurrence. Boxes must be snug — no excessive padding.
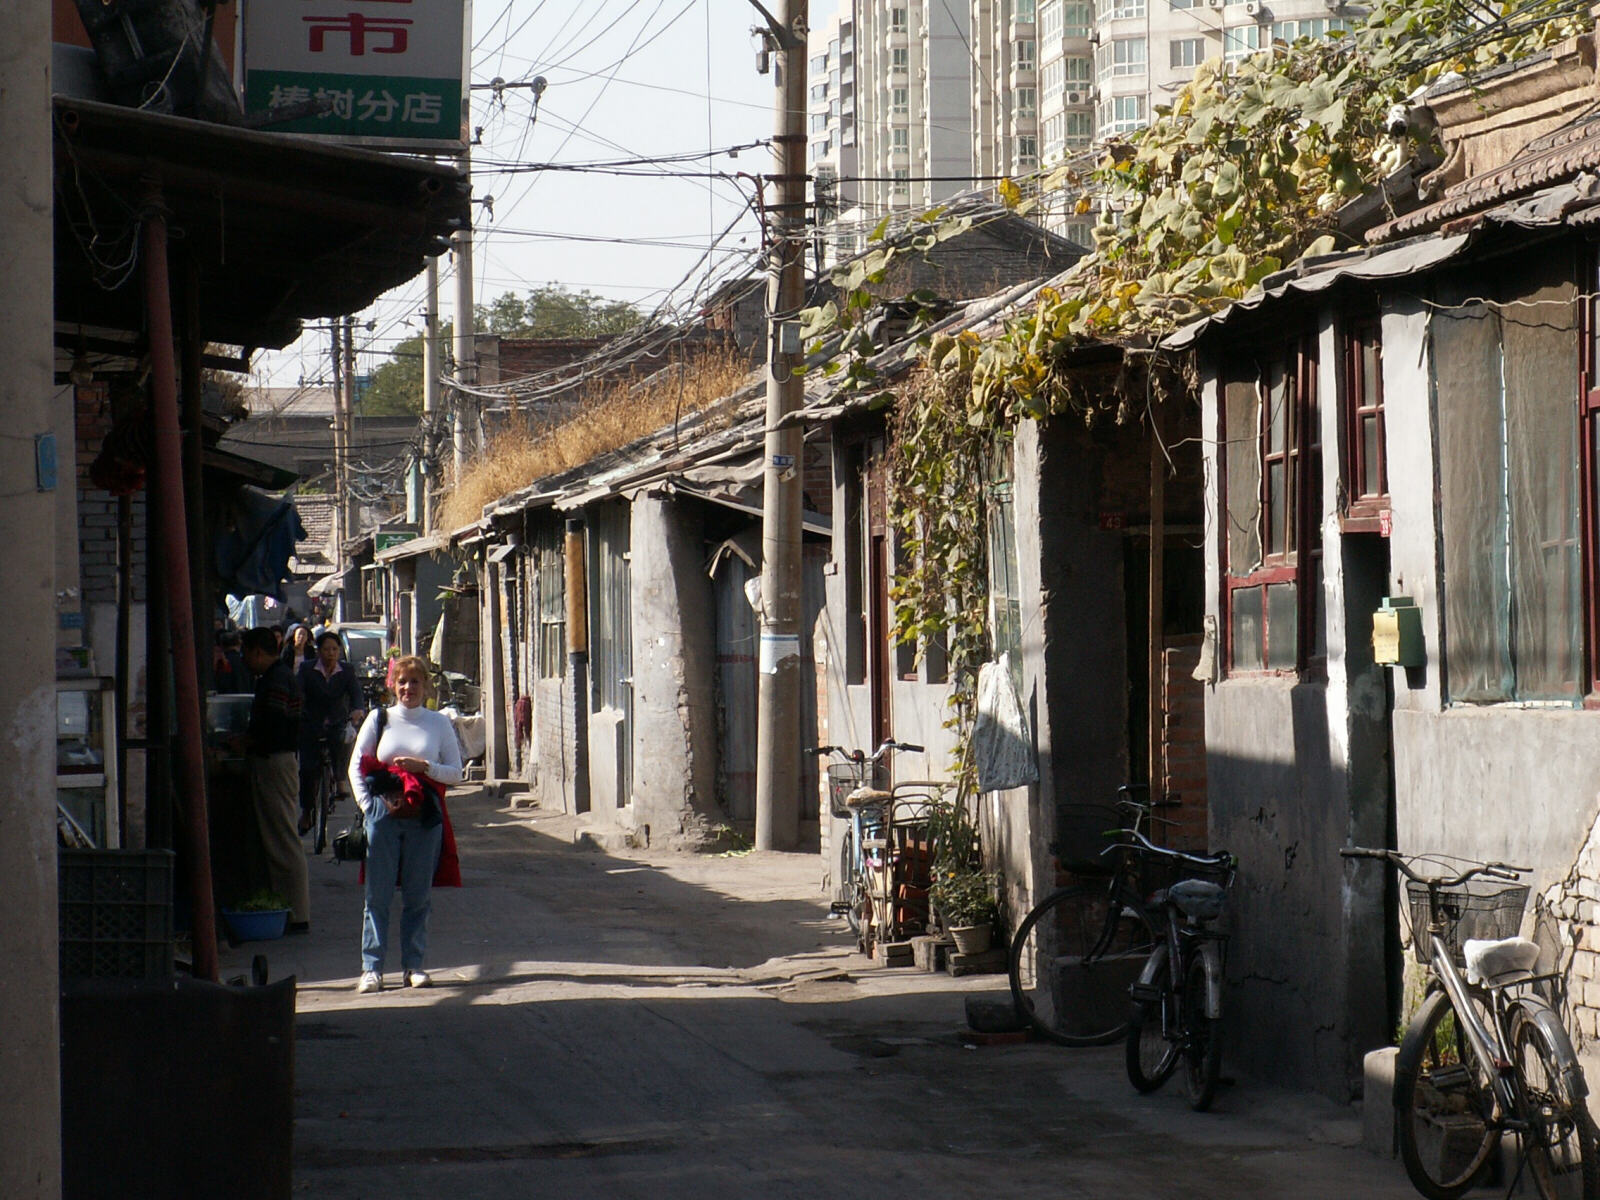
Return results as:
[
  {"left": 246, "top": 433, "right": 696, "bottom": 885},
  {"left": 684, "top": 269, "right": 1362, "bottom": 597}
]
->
[{"left": 59, "top": 849, "right": 176, "bottom": 980}]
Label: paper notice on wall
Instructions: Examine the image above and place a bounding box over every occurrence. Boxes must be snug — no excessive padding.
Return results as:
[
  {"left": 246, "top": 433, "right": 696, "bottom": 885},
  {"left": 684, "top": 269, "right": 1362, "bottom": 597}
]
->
[
  {"left": 973, "top": 654, "right": 1038, "bottom": 793},
  {"left": 759, "top": 633, "right": 801, "bottom": 674}
]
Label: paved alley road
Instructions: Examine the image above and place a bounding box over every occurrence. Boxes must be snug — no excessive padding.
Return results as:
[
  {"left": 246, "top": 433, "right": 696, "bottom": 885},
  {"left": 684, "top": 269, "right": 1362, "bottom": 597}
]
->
[{"left": 223, "top": 787, "right": 1422, "bottom": 1200}]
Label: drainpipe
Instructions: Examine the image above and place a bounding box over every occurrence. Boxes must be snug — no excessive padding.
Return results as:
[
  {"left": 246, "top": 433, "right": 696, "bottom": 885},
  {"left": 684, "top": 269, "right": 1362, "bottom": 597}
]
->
[
  {"left": 566, "top": 517, "right": 591, "bottom": 814},
  {"left": 143, "top": 180, "right": 218, "bottom": 982},
  {"left": 1148, "top": 402, "right": 1166, "bottom": 803}
]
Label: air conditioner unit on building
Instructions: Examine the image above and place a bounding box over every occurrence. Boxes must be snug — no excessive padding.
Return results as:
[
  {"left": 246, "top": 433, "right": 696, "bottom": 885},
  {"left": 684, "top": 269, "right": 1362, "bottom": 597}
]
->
[
  {"left": 1087, "top": 86, "right": 1100, "bottom": 102},
  {"left": 1243, "top": 0, "right": 1262, "bottom": 15},
  {"left": 1067, "top": 90, "right": 1084, "bottom": 105},
  {"left": 1206, "top": 0, "right": 1223, "bottom": 8},
  {"left": 1088, "top": 29, "right": 1100, "bottom": 44}
]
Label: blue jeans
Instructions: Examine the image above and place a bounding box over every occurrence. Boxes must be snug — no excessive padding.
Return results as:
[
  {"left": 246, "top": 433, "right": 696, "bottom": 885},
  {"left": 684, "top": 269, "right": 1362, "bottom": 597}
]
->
[{"left": 362, "top": 811, "right": 443, "bottom": 973}]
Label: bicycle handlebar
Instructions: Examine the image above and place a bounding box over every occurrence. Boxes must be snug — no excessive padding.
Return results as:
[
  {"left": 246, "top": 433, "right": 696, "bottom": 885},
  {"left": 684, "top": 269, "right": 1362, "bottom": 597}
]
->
[
  {"left": 1340, "top": 845, "right": 1529, "bottom": 888},
  {"left": 807, "top": 739, "right": 925, "bottom": 763},
  {"left": 1120, "top": 828, "right": 1236, "bottom": 874}
]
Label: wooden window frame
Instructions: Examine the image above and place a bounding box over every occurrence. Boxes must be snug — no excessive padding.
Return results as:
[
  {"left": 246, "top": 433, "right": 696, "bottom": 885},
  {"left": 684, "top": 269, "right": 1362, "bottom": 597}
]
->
[
  {"left": 1341, "top": 314, "right": 1388, "bottom": 532},
  {"left": 1222, "top": 335, "right": 1321, "bottom": 676},
  {"left": 1579, "top": 253, "right": 1600, "bottom": 699}
]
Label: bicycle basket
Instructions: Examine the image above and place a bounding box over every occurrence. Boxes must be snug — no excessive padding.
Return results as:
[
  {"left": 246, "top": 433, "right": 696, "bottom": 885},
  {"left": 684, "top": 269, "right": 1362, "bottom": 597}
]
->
[
  {"left": 828, "top": 762, "right": 884, "bottom": 818},
  {"left": 1053, "top": 804, "right": 1122, "bottom": 875},
  {"left": 1405, "top": 880, "right": 1529, "bottom": 967}
]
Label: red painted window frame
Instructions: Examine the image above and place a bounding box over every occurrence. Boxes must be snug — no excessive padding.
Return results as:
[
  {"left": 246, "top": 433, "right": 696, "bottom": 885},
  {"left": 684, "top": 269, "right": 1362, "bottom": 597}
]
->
[{"left": 1222, "top": 334, "right": 1320, "bottom": 676}]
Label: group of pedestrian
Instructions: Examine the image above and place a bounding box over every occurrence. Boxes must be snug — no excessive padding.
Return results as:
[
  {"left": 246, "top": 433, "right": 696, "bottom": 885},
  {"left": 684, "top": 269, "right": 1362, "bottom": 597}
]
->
[{"left": 230, "top": 623, "right": 462, "bottom": 992}]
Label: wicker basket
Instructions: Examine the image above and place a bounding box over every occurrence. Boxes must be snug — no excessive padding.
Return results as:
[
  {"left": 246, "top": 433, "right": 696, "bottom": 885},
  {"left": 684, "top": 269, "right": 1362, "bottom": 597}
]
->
[{"left": 1405, "top": 879, "right": 1529, "bottom": 967}]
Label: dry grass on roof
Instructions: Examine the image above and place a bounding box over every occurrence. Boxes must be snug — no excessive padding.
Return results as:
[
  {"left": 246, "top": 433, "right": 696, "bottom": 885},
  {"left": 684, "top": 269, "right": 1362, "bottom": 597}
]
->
[{"left": 435, "top": 346, "right": 755, "bottom": 532}]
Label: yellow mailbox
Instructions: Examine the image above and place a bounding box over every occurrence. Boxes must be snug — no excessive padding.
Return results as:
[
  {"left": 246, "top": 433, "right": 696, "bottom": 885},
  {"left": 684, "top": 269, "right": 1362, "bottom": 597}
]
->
[{"left": 1373, "top": 595, "right": 1424, "bottom": 667}]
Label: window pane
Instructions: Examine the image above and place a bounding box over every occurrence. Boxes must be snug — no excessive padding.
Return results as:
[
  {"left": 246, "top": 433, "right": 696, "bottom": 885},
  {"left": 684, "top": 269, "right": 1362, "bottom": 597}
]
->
[
  {"left": 1503, "top": 260, "right": 1580, "bottom": 701},
  {"left": 1231, "top": 586, "right": 1264, "bottom": 671},
  {"left": 1267, "top": 461, "right": 1286, "bottom": 556},
  {"left": 1268, "top": 367, "right": 1288, "bottom": 454},
  {"left": 1360, "top": 415, "right": 1380, "bottom": 498},
  {"left": 1225, "top": 374, "right": 1262, "bottom": 574},
  {"left": 1266, "top": 583, "right": 1298, "bottom": 670}
]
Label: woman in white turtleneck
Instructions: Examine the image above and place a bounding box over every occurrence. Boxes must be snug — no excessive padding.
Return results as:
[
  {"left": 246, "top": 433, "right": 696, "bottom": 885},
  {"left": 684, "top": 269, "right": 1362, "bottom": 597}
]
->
[{"left": 347, "top": 655, "right": 463, "bottom": 994}]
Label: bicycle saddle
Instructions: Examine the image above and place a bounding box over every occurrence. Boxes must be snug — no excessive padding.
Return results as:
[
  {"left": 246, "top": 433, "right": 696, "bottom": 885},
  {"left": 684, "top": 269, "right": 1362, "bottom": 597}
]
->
[
  {"left": 844, "top": 787, "right": 892, "bottom": 808},
  {"left": 1463, "top": 937, "right": 1539, "bottom": 987},
  {"left": 1168, "top": 879, "right": 1226, "bottom": 922}
]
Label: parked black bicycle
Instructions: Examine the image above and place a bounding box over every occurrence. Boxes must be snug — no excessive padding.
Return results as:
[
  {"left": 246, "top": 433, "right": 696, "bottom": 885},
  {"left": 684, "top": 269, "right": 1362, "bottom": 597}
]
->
[
  {"left": 1007, "top": 786, "right": 1166, "bottom": 1046},
  {"left": 1124, "top": 830, "right": 1237, "bottom": 1111}
]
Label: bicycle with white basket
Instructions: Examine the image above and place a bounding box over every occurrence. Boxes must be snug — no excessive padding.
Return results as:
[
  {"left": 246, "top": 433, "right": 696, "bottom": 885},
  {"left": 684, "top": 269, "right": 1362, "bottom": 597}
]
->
[{"left": 1343, "top": 846, "right": 1596, "bottom": 1200}]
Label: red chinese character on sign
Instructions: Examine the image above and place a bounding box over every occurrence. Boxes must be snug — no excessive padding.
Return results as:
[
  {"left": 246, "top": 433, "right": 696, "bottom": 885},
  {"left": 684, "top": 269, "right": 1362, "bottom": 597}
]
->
[{"left": 304, "top": 14, "right": 413, "bottom": 55}]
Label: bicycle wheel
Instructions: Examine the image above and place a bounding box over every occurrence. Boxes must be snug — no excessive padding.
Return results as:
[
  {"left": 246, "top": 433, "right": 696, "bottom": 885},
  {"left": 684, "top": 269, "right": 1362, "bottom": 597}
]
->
[
  {"left": 312, "top": 768, "right": 332, "bottom": 856},
  {"left": 1394, "top": 988, "right": 1501, "bottom": 1200},
  {"left": 837, "top": 826, "right": 861, "bottom": 937},
  {"left": 1009, "top": 884, "right": 1157, "bottom": 1047},
  {"left": 1181, "top": 953, "right": 1223, "bottom": 1111},
  {"left": 1511, "top": 1004, "right": 1599, "bottom": 1200},
  {"left": 1126, "top": 952, "right": 1180, "bottom": 1093}
]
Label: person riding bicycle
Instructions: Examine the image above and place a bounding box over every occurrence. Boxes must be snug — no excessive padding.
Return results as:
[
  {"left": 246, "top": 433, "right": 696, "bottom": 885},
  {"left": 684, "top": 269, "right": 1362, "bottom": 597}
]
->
[{"left": 296, "top": 630, "right": 366, "bottom": 835}]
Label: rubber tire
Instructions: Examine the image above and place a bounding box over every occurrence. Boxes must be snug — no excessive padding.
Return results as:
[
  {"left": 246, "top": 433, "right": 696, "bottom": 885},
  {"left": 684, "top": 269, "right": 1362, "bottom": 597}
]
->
[
  {"left": 837, "top": 826, "right": 861, "bottom": 936},
  {"left": 1126, "top": 953, "right": 1181, "bottom": 1093},
  {"left": 1395, "top": 988, "right": 1501, "bottom": 1200},
  {"left": 1182, "top": 953, "right": 1223, "bottom": 1111},
  {"left": 313, "top": 769, "right": 332, "bottom": 856},
  {"left": 1511, "top": 1006, "right": 1600, "bottom": 1200},
  {"left": 1008, "top": 884, "right": 1157, "bottom": 1047}
]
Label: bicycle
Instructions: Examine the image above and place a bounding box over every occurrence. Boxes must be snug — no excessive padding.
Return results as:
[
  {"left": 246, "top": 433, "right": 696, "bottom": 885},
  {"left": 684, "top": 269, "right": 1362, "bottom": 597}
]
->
[
  {"left": 306, "top": 726, "right": 351, "bottom": 857},
  {"left": 1343, "top": 846, "right": 1598, "bottom": 1200},
  {"left": 1007, "top": 786, "right": 1167, "bottom": 1046},
  {"left": 1124, "top": 829, "right": 1237, "bottom": 1111},
  {"left": 811, "top": 740, "right": 936, "bottom": 954}
]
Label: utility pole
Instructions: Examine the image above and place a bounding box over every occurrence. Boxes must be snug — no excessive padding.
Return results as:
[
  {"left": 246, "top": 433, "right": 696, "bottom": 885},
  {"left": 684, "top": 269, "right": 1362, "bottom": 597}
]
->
[
  {"left": 451, "top": 226, "right": 477, "bottom": 480},
  {"left": 751, "top": 0, "right": 808, "bottom": 852},
  {"left": 341, "top": 315, "right": 357, "bottom": 567},
  {"left": 330, "top": 322, "right": 347, "bottom": 564},
  {"left": 418, "top": 258, "right": 441, "bottom": 532}
]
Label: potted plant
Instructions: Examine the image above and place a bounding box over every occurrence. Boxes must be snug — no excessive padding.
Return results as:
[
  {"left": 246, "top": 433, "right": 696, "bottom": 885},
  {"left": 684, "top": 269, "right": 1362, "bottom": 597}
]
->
[
  {"left": 221, "top": 889, "right": 291, "bottom": 942},
  {"left": 931, "top": 867, "right": 999, "bottom": 955}
]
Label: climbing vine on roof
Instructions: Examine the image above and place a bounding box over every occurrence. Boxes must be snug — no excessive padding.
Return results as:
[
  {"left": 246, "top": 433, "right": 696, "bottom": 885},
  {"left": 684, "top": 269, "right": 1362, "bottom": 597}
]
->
[{"left": 880, "top": 0, "right": 1591, "bottom": 802}]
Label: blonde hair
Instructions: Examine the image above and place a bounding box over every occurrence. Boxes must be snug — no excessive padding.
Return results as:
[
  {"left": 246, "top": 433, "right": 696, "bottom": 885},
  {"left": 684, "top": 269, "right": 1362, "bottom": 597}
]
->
[{"left": 391, "top": 655, "right": 431, "bottom": 700}]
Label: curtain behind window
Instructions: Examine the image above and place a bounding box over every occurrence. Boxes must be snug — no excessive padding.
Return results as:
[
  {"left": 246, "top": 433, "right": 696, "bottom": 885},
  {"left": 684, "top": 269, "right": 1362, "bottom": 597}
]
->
[
  {"left": 1502, "top": 259, "right": 1579, "bottom": 701},
  {"left": 1435, "top": 260, "right": 1579, "bottom": 704}
]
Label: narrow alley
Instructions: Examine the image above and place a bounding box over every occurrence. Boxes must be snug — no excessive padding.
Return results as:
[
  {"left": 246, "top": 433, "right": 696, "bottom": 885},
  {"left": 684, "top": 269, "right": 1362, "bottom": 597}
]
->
[{"left": 235, "top": 787, "right": 1418, "bottom": 1199}]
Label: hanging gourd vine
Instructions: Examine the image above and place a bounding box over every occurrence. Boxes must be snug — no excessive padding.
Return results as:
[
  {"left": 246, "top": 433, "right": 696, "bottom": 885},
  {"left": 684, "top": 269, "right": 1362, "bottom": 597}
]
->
[{"left": 807, "top": 0, "right": 1588, "bottom": 782}]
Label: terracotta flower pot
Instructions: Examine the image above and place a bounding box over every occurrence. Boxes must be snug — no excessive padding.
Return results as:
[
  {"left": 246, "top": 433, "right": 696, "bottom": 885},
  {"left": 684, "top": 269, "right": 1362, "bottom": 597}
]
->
[{"left": 948, "top": 923, "right": 992, "bottom": 955}]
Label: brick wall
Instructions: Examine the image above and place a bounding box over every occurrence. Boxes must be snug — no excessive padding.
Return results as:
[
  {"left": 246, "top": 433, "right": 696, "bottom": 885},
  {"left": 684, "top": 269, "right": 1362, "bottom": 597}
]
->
[
  {"left": 1160, "top": 635, "right": 1208, "bottom": 853},
  {"left": 74, "top": 384, "right": 148, "bottom": 606}
]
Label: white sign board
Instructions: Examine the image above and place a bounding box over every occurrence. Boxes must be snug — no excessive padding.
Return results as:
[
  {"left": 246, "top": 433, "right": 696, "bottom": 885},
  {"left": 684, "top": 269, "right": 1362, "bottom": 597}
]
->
[{"left": 241, "top": 0, "right": 468, "bottom": 150}]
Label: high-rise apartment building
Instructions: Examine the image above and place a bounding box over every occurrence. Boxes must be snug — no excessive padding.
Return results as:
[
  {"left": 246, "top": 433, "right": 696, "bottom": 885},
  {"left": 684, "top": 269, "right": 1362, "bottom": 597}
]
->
[
  {"left": 828, "top": 0, "right": 1356, "bottom": 243},
  {"left": 807, "top": 12, "right": 859, "bottom": 262}
]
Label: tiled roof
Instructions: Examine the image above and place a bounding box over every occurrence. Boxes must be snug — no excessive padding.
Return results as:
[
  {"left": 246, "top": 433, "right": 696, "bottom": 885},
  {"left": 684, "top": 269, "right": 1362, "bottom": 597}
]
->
[
  {"left": 1371, "top": 112, "right": 1600, "bottom": 243},
  {"left": 294, "top": 494, "right": 336, "bottom": 560}
]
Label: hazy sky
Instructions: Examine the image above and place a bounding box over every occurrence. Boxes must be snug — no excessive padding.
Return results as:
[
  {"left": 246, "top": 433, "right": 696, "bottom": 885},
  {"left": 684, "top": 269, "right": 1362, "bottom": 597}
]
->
[{"left": 257, "top": 0, "right": 836, "bottom": 388}]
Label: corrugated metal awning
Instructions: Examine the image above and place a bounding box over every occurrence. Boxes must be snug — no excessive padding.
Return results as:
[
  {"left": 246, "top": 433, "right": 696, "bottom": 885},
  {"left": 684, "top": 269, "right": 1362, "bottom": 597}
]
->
[{"left": 1162, "top": 233, "right": 1472, "bottom": 351}]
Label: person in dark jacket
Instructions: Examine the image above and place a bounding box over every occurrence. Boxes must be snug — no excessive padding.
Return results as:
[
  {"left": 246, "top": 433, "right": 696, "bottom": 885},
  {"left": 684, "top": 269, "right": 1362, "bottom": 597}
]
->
[
  {"left": 240, "top": 627, "right": 310, "bottom": 931},
  {"left": 297, "top": 630, "right": 366, "bottom": 834}
]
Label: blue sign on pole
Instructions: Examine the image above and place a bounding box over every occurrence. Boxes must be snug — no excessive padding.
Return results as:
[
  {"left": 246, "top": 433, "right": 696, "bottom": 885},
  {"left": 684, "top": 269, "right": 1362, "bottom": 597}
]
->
[{"left": 35, "top": 433, "right": 57, "bottom": 492}]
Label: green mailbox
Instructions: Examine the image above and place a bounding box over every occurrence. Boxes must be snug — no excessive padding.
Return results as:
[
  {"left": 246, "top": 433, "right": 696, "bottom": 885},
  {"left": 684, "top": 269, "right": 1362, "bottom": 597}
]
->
[{"left": 1372, "top": 595, "right": 1424, "bottom": 667}]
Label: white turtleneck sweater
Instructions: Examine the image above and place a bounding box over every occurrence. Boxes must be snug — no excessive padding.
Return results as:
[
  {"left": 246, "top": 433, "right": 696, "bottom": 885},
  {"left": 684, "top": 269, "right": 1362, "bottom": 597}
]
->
[{"left": 348, "top": 703, "right": 465, "bottom": 817}]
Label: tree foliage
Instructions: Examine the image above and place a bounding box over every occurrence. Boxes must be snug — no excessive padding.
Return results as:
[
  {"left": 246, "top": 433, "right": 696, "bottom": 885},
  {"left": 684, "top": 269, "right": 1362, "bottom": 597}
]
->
[
  {"left": 874, "top": 0, "right": 1589, "bottom": 782},
  {"left": 479, "top": 286, "right": 644, "bottom": 338}
]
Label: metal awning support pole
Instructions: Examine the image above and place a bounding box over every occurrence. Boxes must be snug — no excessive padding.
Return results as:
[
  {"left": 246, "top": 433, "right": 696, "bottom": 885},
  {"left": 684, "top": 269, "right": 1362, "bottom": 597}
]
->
[{"left": 142, "top": 179, "right": 219, "bottom": 981}]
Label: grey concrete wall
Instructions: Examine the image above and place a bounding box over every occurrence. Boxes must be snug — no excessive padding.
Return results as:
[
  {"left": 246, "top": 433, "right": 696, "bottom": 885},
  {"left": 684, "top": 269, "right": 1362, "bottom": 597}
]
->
[
  {"left": 628, "top": 494, "right": 722, "bottom": 848},
  {"left": 0, "top": 6, "right": 62, "bottom": 1194},
  {"left": 534, "top": 674, "right": 584, "bottom": 813},
  {"left": 1198, "top": 345, "right": 1385, "bottom": 1100}
]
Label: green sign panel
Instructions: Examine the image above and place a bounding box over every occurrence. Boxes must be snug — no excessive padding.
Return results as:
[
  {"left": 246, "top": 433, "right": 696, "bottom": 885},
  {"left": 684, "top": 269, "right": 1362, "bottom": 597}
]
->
[{"left": 245, "top": 70, "right": 461, "bottom": 142}]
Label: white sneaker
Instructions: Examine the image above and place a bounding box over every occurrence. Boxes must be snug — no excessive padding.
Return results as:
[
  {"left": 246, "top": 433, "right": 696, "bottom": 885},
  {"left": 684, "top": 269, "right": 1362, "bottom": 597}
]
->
[
  {"left": 403, "top": 969, "right": 431, "bottom": 989},
  {"left": 358, "top": 971, "right": 383, "bottom": 994}
]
